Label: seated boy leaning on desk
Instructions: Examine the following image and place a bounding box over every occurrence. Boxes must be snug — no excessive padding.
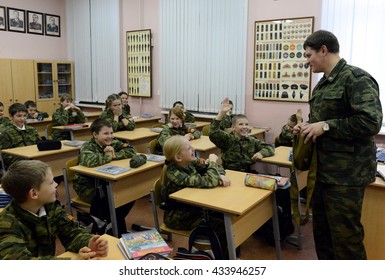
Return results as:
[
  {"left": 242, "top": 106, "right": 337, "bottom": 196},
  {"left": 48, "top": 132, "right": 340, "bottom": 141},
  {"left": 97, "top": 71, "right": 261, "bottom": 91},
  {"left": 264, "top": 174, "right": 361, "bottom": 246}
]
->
[
  {"left": 0, "top": 160, "right": 108, "bottom": 260},
  {"left": 209, "top": 97, "right": 275, "bottom": 172}
]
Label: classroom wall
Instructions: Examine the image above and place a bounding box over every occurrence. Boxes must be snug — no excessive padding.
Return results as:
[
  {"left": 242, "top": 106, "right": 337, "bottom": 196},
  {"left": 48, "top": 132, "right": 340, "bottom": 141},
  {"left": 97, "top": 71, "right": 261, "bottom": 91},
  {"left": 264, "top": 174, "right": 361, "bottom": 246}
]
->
[
  {"left": 0, "top": 0, "right": 322, "bottom": 144},
  {"left": 0, "top": 0, "right": 67, "bottom": 60}
]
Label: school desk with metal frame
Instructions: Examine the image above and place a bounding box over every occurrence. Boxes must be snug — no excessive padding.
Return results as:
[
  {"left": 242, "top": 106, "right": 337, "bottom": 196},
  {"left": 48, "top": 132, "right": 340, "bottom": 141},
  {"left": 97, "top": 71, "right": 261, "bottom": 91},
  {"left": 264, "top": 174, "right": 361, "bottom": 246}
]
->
[
  {"left": 113, "top": 128, "right": 160, "bottom": 153},
  {"left": 169, "top": 169, "right": 282, "bottom": 260},
  {"left": 52, "top": 122, "right": 92, "bottom": 141},
  {"left": 362, "top": 175, "right": 385, "bottom": 259},
  {"left": 0, "top": 141, "right": 81, "bottom": 177},
  {"left": 260, "top": 145, "right": 308, "bottom": 249},
  {"left": 58, "top": 234, "right": 124, "bottom": 260},
  {"left": 190, "top": 135, "right": 220, "bottom": 159},
  {"left": 134, "top": 116, "right": 162, "bottom": 128},
  {"left": 70, "top": 159, "right": 163, "bottom": 237},
  {"left": 26, "top": 117, "right": 53, "bottom": 138}
]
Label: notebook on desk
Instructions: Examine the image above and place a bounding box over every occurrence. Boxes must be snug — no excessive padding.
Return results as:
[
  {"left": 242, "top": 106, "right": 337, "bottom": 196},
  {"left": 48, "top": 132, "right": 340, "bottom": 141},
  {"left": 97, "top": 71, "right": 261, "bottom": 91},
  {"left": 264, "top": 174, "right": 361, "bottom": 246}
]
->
[
  {"left": 376, "top": 164, "right": 385, "bottom": 180},
  {"left": 376, "top": 151, "right": 385, "bottom": 162}
]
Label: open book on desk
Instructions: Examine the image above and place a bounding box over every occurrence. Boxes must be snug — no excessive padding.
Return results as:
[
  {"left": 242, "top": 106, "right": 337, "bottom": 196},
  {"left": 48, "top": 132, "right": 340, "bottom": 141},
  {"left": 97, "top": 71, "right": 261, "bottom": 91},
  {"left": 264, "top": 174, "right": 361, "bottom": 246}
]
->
[{"left": 95, "top": 165, "right": 131, "bottom": 175}]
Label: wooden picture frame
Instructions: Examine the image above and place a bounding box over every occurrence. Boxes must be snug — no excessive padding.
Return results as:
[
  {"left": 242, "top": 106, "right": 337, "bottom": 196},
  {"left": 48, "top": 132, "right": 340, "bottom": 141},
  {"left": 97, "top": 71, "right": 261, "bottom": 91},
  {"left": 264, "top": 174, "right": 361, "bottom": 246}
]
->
[
  {"left": 45, "top": 13, "right": 60, "bottom": 37},
  {"left": 7, "top": 7, "right": 25, "bottom": 33},
  {"left": 0, "top": 6, "right": 6, "bottom": 31},
  {"left": 253, "top": 17, "right": 314, "bottom": 102},
  {"left": 126, "top": 29, "right": 152, "bottom": 98},
  {"left": 27, "top": 10, "right": 43, "bottom": 35}
]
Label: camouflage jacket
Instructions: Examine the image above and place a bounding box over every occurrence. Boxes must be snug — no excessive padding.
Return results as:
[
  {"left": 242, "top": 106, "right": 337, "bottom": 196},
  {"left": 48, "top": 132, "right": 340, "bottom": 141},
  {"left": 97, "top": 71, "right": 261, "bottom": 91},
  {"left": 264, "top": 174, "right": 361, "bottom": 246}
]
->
[
  {"left": 155, "top": 123, "right": 201, "bottom": 155},
  {"left": 100, "top": 109, "right": 135, "bottom": 132},
  {"left": 161, "top": 159, "right": 225, "bottom": 229},
  {"left": 0, "top": 200, "right": 92, "bottom": 259},
  {"left": 0, "top": 117, "right": 11, "bottom": 126},
  {"left": 209, "top": 119, "right": 275, "bottom": 172},
  {"left": 0, "top": 122, "right": 41, "bottom": 169},
  {"left": 309, "top": 59, "right": 382, "bottom": 186},
  {"left": 52, "top": 106, "right": 86, "bottom": 140},
  {"left": 184, "top": 111, "right": 195, "bottom": 123},
  {"left": 73, "top": 138, "right": 137, "bottom": 203},
  {"left": 122, "top": 104, "right": 131, "bottom": 116},
  {"left": 219, "top": 114, "right": 233, "bottom": 130},
  {"left": 278, "top": 124, "right": 294, "bottom": 147}
]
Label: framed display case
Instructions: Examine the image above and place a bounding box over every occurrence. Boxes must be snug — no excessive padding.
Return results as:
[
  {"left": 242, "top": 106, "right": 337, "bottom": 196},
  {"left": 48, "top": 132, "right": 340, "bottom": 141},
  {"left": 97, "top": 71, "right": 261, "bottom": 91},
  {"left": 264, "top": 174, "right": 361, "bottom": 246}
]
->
[
  {"left": 126, "top": 29, "right": 152, "bottom": 97},
  {"left": 253, "top": 17, "right": 314, "bottom": 102}
]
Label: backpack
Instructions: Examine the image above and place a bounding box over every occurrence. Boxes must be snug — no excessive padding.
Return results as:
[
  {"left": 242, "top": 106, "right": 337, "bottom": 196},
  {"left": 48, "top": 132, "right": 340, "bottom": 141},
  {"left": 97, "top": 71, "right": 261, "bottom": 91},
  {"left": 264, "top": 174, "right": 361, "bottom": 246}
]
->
[{"left": 188, "top": 219, "right": 225, "bottom": 260}]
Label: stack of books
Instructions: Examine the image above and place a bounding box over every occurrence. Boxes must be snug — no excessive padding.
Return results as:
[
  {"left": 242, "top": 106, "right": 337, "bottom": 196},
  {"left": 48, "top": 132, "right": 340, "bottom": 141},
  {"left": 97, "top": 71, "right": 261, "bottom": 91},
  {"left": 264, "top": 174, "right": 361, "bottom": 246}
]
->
[{"left": 118, "top": 229, "right": 172, "bottom": 260}]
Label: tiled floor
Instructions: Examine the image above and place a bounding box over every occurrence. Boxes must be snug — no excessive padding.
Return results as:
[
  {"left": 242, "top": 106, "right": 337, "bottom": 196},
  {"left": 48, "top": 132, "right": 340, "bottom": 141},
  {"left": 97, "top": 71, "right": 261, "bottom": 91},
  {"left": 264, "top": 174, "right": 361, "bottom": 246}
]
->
[{"left": 56, "top": 182, "right": 317, "bottom": 260}]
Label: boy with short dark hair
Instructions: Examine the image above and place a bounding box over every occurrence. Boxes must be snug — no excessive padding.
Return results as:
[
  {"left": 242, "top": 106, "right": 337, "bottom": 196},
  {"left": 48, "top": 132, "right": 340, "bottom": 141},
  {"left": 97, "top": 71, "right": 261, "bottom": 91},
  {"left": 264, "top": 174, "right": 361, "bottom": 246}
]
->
[
  {"left": 24, "top": 100, "right": 49, "bottom": 120},
  {"left": 0, "top": 160, "right": 108, "bottom": 259},
  {"left": 0, "top": 103, "right": 41, "bottom": 169}
]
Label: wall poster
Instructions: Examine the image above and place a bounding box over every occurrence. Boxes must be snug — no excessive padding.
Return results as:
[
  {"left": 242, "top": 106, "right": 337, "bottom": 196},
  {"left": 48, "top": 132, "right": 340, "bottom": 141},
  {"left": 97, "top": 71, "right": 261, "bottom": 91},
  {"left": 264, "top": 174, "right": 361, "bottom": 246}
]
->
[
  {"left": 126, "top": 29, "right": 152, "bottom": 98},
  {"left": 253, "top": 17, "right": 314, "bottom": 102}
]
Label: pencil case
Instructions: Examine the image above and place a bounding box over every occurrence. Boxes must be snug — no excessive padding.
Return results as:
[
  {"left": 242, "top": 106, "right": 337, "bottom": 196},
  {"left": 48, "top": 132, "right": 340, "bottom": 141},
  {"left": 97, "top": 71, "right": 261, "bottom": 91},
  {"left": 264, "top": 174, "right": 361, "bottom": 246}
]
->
[{"left": 244, "top": 174, "right": 277, "bottom": 191}]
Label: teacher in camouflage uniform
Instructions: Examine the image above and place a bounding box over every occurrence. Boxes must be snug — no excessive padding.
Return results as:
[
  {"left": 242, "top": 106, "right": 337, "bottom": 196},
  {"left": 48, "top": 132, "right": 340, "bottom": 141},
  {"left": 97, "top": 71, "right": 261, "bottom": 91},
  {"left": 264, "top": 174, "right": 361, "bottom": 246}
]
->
[{"left": 298, "top": 30, "right": 382, "bottom": 259}]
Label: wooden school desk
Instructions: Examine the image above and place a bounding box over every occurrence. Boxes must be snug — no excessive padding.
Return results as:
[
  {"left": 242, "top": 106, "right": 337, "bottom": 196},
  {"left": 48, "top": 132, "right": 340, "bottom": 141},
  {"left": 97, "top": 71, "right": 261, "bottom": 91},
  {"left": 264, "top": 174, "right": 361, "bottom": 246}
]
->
[
  {"left": 261, "top": 145, "right": 308, "bottom": 249},
  {"left": 113, "top": 128, "right": 159, "bottom": 153},
  {"left": 84, "top": 111, "right": 101, "bottom": 122},
  {"left": 362, "top": 176, "right": 385, "bottom": 259},
  {"left": 70, "top": 159, "right": 163, "bottom": 237},
  {"left": 58, "top": 234, "right": 124, "bottom": 260},
  {"left": 52, "top": 122, "right": 92, "bottom": 141},
  {"left": 134, "top": 116, "right": 162, "bottom": 128},
  {"left": 0, "top": 141, "right": 80, "bottom": 177},
  {"left": 26, "top": 117, "right": 53, "bottom": 138},
  {"left": 190, "top": 135, "right": 220, "bottom": 159},
  {"left": 250, "top": 127, "right": 266, "bottom": 141},
  {"left": 170, "top": 169, "right": 282, "bottom": 260}
]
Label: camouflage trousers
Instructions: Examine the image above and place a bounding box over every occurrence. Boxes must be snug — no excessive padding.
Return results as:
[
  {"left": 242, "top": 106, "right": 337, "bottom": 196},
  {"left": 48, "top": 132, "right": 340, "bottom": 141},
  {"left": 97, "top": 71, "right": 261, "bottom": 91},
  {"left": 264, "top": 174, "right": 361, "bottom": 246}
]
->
[{"left": 312, "top": 181, "right": 367, "bottom": 260}]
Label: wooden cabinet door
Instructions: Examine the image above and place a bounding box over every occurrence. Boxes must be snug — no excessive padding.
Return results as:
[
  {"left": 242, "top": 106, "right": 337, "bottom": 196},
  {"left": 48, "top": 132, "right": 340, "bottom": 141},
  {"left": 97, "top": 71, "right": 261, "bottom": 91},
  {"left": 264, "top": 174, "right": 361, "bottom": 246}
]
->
[
  {"left": 0, "top": 59, "right": 14, "bottom": 112},
  {"left": 11, "top": 60, "right": 36, "bottom": 104}
]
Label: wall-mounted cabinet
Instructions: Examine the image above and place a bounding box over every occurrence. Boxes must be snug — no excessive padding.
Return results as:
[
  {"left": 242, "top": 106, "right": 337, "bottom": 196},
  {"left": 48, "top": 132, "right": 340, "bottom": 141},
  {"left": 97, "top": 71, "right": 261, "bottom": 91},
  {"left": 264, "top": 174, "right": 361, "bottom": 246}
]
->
[
  {"left": 0, "top": 59, "right": 36, "bottom": 112},
  {"left": 35, "top": 61, "right": 74, "bottom": 115}
]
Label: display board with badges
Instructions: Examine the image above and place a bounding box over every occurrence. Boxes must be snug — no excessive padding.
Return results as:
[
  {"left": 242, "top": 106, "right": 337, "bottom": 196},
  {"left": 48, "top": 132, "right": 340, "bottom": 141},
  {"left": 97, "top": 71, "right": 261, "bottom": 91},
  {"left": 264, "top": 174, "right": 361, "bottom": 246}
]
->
[{"left": 253, "top": 17, "right": 314, "bottom": 102}]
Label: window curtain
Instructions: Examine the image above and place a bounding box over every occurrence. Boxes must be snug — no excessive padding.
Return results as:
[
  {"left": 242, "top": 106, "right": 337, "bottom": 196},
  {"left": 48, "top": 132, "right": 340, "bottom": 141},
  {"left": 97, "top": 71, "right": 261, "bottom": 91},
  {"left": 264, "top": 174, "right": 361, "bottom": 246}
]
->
[
  {"left": 321, "top": 0, "right": 385, "bottom": 110},
  {"left": 66, "top": 0, "right": 120, "bottom": 103},
  {"left": 160, "top": 0, "right": 248, "bottom": 114}
]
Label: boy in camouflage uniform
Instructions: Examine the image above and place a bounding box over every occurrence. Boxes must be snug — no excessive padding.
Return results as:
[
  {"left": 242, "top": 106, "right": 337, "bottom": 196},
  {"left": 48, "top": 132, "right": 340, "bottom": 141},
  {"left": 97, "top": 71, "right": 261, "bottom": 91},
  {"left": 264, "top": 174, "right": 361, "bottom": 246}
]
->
[
  {"left": 73, "top": 118, "right": 137, "bottom": 236},
  {"left": 209, "top": 98, "right": 275, "bottom": 172},
  {"left": 298, "top": 30, "right": 382, "bottom": 259},
  {"left": 173, "top": 101, "right": 195, "bottom": 123},
  {"left": 155, "top": 107, "right": 201, "bottom": 155},
  {"left": 0, "top": 160, "right": 108, "bottom": 259},
  {"left": 24, "top": 100, "right": 49, "bottom": 120},
  {"left": 52, "top": 94, "right": 86, "bottom": 140},
  {"left": 276, "top": 114, "right": 297, "bottom": 147},
  {"left": 0, "top": 103, "right": 41, "bottom": 169},
  {"left": 0, "top": 101, "right": 10, "bottom": 127},
  {"left": 100, "top": 93, "right": 135, "bottom": 132}
]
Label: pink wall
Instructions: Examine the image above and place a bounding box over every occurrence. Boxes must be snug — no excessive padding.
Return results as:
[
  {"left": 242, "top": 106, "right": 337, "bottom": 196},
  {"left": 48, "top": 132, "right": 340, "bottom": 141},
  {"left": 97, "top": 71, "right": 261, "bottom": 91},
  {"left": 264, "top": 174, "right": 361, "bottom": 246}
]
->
[
  {"left": 120, "top": 0, "right": 161, "bottom": 117},
  {"left": 0, "top": 0, "right": 67, "bottom": 60}
]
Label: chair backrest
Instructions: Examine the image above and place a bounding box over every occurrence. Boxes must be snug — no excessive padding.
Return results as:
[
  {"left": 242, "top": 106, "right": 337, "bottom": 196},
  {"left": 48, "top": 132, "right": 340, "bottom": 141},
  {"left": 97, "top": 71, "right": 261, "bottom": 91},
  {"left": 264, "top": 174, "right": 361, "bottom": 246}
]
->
[
  {"left": 63, "top": 157, "right": 79, "bottom": 216},
  {"left": 202, "top": 124, "right": 210, "bottom": 136},
  {"left": 46, "top": 123, "right": 54, "bottom": 139},
  {"left": 148, "top": 138, "right": 157, "bottom": 154},
  {"left": 150, "top": 179, "right": 163, "bottom": 231},
  {"left": 152, "top": 123, "right": 164, "bottom": 128}
]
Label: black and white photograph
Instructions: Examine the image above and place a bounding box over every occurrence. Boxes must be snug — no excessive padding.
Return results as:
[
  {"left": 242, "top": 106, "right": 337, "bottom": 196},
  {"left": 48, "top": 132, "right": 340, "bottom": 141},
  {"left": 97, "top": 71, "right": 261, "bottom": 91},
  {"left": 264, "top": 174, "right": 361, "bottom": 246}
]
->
[
  {"left": 0, "top": 6, "right": 6, "bottom": 31},
  {"left": 7, "top": 7, "right": 25, "bottom": 33},
  {"left": 45, "top": 13, "right": 60, "bottom": 37},
  {"left": 27, "top": 11, "right": 43, "bottom": 35}
]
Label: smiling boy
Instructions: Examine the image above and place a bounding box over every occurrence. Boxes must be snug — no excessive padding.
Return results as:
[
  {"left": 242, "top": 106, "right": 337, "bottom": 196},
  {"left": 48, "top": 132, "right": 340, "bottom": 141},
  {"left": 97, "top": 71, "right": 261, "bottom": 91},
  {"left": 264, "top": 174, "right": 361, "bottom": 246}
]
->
[{"left": 209, "top": 97, "right": 274, "bottom": 172}]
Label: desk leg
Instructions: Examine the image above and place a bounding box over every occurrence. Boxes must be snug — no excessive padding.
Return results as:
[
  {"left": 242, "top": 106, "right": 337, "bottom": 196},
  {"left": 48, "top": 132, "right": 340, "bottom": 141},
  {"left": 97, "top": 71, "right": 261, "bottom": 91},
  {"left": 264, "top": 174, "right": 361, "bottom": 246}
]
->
[
  {"left": 106, "top": 182, "right": 118, "bottom": 237},
  {"left": 272, "top": 192, "right": 282, "bottom": 259},
  {"left": 224, "top": 213, "right": 237, "bottom": 260},
  {"left": 70, "top": 131, "right": 75, "bottom": 141}
]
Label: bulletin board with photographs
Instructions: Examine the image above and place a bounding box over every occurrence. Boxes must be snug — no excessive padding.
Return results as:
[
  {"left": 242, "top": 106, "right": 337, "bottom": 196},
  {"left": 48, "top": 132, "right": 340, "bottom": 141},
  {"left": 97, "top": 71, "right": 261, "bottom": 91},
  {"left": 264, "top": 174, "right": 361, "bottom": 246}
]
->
[
  {"left": 253, "top": 17, "right": 314, "bottom": 102},
  {"left": 126, "top": 29, "right": 152, "bottom": 98}
]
